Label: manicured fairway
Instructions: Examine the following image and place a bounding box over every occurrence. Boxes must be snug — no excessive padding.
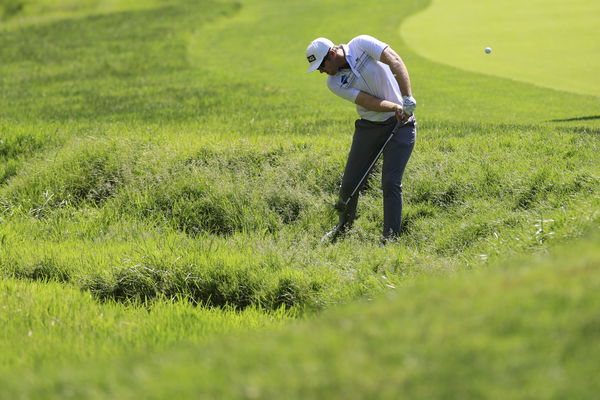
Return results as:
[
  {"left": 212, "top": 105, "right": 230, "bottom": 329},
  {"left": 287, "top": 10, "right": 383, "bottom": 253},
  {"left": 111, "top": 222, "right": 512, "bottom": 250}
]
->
[{"left": 402, "top": 0, "right": 600, "bottom": 97}]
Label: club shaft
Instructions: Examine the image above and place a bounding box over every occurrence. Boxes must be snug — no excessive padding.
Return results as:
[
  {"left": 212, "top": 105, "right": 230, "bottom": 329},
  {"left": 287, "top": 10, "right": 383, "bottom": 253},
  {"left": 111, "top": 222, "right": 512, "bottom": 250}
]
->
[{"left": 343, "top": 122, "right": 401, "bottom": 206}]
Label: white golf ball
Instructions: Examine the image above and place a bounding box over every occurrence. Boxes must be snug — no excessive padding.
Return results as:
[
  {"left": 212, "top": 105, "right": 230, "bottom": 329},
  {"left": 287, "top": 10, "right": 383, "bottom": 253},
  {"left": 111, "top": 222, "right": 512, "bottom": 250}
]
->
[{"left": 485, "top": 47, "right": 492, "bottom": 54}]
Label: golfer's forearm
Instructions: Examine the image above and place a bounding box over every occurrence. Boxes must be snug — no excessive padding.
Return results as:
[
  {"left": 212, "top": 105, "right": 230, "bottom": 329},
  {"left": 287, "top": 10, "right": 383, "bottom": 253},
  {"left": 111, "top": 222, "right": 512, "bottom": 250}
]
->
[
  {"left": 355, "top": 92, "right": 400, "bottom": 113},
  {"left": 380, "top": 47, "right": 412, "bottom": 97}
]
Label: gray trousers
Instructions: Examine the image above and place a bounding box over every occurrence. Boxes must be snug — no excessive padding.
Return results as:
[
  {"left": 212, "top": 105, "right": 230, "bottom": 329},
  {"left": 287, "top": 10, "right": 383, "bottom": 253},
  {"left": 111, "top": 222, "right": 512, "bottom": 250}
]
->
[{"left": 338, "top": 116, "right": 416, "bottom": 238}]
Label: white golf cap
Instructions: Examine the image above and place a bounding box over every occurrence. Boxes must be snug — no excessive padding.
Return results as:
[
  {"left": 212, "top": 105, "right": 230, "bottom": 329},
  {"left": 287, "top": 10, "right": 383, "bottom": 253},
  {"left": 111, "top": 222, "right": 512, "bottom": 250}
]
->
[{"left": 305, "top": 37, "right": 334, "bottom": 72}]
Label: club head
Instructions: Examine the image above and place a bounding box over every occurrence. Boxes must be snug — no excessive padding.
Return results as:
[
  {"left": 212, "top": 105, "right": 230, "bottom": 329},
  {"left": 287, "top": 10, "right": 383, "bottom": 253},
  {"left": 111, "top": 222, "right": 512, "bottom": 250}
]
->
[
  {"left": 320, "top": 215, "right": 352, "bottom": 244},
  {"left": 320, "top": 225, "right": 343, "bottom": 244}
]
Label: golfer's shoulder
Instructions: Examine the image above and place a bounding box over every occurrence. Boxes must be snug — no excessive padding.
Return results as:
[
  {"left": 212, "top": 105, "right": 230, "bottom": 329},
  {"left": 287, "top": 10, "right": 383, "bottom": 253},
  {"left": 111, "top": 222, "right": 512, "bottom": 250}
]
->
[
  {"left": 348, "top": 35, "right": 388, "bottom": 59},
  {"left": 348, "top": 34, "right": 380, "bottom": 48}
]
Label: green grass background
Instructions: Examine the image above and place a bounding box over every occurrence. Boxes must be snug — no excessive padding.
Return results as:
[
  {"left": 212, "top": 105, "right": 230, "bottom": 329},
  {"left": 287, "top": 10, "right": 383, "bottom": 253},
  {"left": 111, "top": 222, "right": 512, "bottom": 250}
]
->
[
  {"left": 1, "top": 0, "right": 599, "bottom": 398},
  {"left": 402, "top": 0, "right": 600, "bottom": 97}
]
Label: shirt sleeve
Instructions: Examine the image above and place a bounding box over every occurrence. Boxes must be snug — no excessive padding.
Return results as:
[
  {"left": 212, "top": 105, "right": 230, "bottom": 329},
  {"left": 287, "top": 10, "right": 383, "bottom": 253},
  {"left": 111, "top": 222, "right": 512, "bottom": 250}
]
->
[
  {"left": 327, "top": 77, "right": 360, "bottom": 103},
  {"left": 350, "top": 35, "right": 388, "bottom": 61}
]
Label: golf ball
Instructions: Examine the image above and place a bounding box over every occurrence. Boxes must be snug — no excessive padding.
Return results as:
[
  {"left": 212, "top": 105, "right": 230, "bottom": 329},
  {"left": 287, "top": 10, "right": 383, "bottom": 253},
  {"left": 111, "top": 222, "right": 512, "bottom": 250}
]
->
[{"left": 485, "top": 47, "right": 492, "bottom": 54}]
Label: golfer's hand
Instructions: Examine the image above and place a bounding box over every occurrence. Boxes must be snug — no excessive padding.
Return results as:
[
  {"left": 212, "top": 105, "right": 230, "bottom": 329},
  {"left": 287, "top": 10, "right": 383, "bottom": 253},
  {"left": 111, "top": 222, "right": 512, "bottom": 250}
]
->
[{"left": 394, "top": 104, "right": 409, "bottom": 123}]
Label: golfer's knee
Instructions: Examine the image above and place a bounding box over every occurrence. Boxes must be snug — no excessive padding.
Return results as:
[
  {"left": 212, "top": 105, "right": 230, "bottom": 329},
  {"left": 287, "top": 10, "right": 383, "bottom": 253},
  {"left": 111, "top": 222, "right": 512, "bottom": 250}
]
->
[{"left": 382, "top": 178, "right": 402, "bottom": 196}]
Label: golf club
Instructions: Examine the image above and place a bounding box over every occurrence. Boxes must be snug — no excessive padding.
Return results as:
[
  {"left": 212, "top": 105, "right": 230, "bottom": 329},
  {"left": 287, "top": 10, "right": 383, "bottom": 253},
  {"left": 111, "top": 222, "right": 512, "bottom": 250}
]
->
[
  {"left": 338, "top": 120, "right": 405, "bottom": 211},
  {"left": 321, "top": 119, "right": 408, "bottom": 243}
]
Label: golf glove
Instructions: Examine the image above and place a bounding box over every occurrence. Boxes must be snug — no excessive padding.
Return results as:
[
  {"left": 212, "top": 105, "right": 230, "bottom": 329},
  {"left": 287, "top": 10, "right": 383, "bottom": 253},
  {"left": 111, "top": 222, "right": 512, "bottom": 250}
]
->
[{"left": 402, "top": 95, "right": 417, "bottom": 116}]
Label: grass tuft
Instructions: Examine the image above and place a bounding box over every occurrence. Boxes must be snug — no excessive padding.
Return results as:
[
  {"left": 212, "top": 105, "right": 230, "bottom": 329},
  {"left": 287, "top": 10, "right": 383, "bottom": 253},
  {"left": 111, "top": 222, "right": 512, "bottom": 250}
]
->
[{"left": 12, "top": 257, "right": 71, "bottom": 283}]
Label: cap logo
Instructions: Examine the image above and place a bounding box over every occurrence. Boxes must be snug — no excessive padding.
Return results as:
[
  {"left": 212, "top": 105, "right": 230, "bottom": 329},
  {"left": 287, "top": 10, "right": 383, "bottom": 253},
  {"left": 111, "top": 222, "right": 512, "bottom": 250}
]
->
[{"left": 307, "top": 54, "right": 316, "bottom": 63}]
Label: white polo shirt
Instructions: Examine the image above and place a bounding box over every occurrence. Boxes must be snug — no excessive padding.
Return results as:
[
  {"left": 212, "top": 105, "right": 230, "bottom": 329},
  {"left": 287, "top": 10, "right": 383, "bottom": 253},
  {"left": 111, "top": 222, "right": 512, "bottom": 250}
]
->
[{"left": 327, "top": 35, "right": 403, "bottom": 122}]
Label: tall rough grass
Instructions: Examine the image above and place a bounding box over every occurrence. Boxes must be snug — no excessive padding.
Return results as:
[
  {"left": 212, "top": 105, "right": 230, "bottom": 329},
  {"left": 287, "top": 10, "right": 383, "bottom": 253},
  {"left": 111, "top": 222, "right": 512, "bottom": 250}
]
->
[
  {"left": 3, "top": 233, "right": 599, "bottom": 399},
  {"left": 1, "top": 122, "right": 597, "bottom": 309}
]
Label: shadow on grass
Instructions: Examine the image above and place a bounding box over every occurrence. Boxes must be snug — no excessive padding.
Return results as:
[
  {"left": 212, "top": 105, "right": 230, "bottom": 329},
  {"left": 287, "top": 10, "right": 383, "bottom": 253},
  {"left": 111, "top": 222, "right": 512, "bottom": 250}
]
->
[{"left": 549, "top": 115, "right": 600, "bottom": 122}]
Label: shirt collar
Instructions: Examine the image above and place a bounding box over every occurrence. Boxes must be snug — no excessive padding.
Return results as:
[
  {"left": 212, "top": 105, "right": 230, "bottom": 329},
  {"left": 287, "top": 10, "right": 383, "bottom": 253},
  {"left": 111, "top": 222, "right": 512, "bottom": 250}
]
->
[{"left": 341, "top": 44, "right": 361, "bottom": 78}]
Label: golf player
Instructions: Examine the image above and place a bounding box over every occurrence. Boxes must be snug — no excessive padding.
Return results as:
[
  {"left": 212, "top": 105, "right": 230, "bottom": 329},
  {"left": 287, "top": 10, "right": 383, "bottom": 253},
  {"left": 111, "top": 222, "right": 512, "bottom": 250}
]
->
[{"left": 306, "top": 35, "right": 417, "bottom": 243}]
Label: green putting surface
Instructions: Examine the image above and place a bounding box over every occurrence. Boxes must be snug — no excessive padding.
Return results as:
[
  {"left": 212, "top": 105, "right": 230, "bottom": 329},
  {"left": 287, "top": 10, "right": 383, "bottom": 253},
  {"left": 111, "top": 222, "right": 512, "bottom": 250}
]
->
[{"left": 402, "top": 0, "right": 600, "bottom": 97}]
